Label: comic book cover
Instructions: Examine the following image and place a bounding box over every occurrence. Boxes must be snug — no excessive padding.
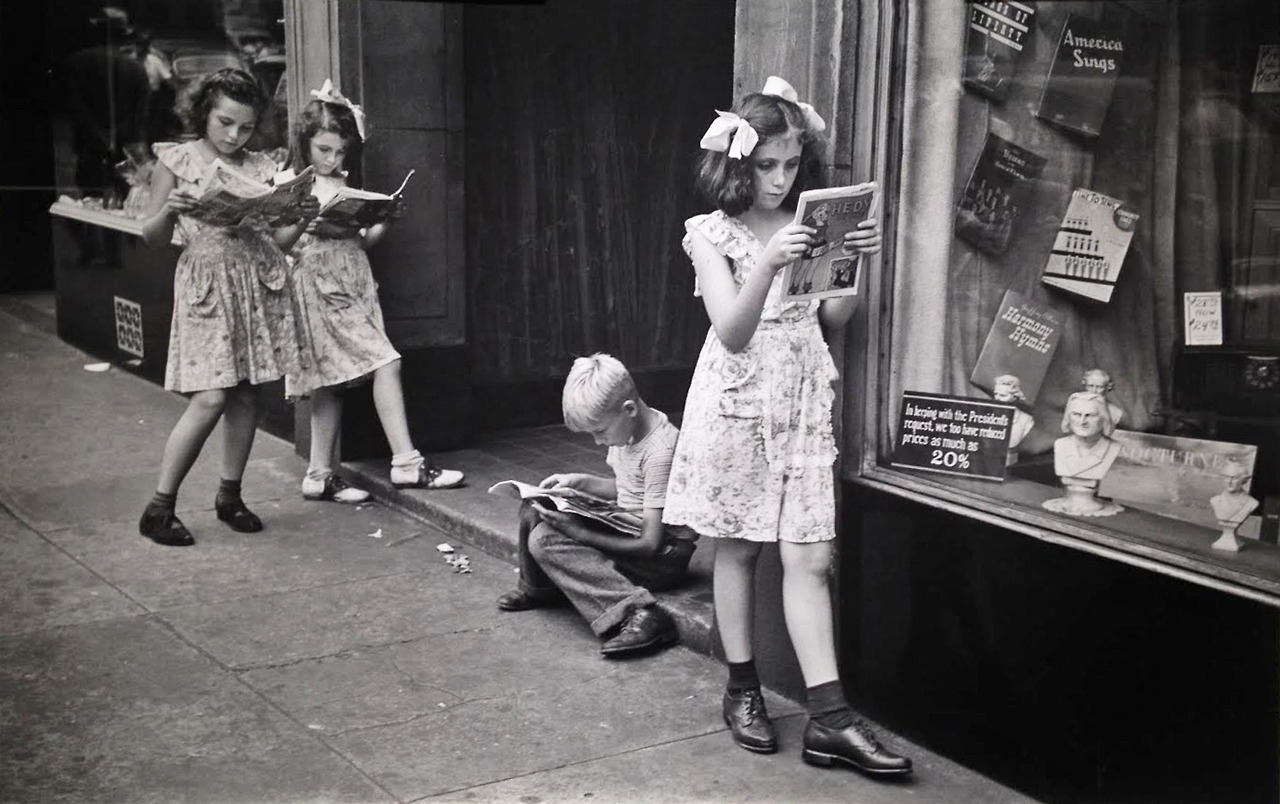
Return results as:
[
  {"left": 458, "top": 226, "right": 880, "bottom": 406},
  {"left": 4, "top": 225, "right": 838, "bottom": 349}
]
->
[
  {"left": 188, "top": 162, "right": 314, "bottom": 227},
  {"left": 783, "top": 183, "right": 877, "bottom": 301},
  {"left": 316, "top": 169, "right": 415, "bottom": 229},
  {"left": 487, "top": 480, "right": 643, "bottom": 537}
]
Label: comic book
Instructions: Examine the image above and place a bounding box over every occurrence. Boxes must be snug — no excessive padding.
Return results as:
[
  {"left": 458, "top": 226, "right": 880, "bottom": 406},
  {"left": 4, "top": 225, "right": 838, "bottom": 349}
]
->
[
  {"left": 487, "top": 480, "right": 643, "bottom": 538},
  {"left": 187, "top": 162, "right": 314, "bottom": 227},
  {"left": 783, "top": 183, "right": 877, "bottom": 301},
  {"left": 316, "top": 169, "right": 416, "bottom": 229}
]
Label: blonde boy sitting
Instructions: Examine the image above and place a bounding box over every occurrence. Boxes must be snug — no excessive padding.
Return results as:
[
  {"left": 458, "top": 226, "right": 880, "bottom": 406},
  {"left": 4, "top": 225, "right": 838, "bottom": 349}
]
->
[{"left": 496, "top": 353, "right": 697, "bottom": 658}]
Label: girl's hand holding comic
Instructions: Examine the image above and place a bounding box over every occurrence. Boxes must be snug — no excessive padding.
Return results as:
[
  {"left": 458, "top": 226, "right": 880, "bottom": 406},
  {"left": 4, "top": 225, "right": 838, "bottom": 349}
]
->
[
  {"left": 387, "top": 196, "right": 407, "bottom": 221},
  {"left": 760, "top": 224, "right": 816, "bottom": 273},
  {"left": 296, "top": 194, "right": 321, "bottom": 221},
  {"left": 841, "top": 218, "right": 882, "bottom": 255},
  {"left": 163, "top": 189, "right": 199, "bottom": 217}
]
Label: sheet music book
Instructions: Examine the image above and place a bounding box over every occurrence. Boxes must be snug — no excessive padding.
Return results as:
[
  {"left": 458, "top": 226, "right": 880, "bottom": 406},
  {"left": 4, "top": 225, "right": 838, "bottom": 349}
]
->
[{"left": 1041, "top": 188, "right": 1139, "bottom": 304}]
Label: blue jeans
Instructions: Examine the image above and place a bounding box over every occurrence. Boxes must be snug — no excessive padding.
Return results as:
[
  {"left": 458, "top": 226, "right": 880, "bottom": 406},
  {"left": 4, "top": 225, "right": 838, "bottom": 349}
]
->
[{"left": 516, "top": 502, "right": 694, "bottom": 637}]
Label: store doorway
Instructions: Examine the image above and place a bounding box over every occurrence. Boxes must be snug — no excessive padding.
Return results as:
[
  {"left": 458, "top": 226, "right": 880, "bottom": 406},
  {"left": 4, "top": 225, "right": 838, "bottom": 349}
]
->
[{"left": 462, "top": 0, "right": 734, "bottom": 430}]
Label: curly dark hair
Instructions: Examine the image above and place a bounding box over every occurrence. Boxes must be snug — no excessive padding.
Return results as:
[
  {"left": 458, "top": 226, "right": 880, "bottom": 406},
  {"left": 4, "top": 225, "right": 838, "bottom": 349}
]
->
[
  {"left": 179, "top": 67, "right": 269, "bottom": 137},
  {"left": 288, "top": 99, "right": 365, "bottom": 187},
  {"left": 693, "top": 92, "right": 826, "bottom": 217}
]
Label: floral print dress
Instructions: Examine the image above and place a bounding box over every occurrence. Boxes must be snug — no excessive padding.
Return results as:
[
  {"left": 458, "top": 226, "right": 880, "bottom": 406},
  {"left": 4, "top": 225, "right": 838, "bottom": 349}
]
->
[
  {"left": 155, "top": 141, "right": 304, "bottom": 393},
  {"left": 663, "top": 211, "right": 839, "bottom": 544},
  {"left": 283, "top": 179, "right": 400, "bottom": 399}
]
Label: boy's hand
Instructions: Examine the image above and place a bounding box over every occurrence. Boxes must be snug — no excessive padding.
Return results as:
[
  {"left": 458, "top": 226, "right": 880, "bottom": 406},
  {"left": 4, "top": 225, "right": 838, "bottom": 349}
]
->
[
  {"left": 539, "top": 473, "right": 582, "bottom": 491},
  {"left": 841, "top": 218, "right": 882, "bottom": 255},
  {"left": 529, "top": 502, "right": 573, "bottom": 530}
]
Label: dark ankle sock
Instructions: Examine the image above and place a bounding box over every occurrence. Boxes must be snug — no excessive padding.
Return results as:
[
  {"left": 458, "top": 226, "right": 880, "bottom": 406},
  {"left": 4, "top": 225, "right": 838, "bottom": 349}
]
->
[
  {"left": 807, "top": 680, "right": 855, "bottom": 729},
  {"left": 727, "top": 660, "right": 760, "bottom": 693},
  {"left": 216, "top": 478, "right": 243, "bottom": 505},
  {"left": 149, "top": 490, "right": 177, "bottom": 512}
]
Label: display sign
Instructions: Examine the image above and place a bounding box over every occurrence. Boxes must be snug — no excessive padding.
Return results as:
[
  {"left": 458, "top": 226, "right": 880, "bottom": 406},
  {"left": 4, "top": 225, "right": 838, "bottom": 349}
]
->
[
  {"left": 892, "top": 391, "right": 1015, "bottom": 481},
  {"left": 1183, "top": 291, "right": 1223, "bottom": 346}
]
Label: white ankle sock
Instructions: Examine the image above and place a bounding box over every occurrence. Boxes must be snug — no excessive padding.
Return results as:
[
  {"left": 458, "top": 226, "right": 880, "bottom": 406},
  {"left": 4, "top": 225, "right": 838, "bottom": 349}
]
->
[{"left": 391, "top": 450, "right": 423, "bottom": 469}]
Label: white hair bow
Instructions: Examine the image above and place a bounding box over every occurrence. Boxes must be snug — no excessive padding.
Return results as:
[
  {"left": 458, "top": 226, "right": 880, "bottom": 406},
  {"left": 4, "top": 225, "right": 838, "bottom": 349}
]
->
[
  {"left": 310, "top": 79, "right": 367, "bottom": 142},
  {"left": 761, "top": 75, "right": 827, "bottom": 133},
  {"left": 699, "top": 110, "right": 760, "bottom": 160}
]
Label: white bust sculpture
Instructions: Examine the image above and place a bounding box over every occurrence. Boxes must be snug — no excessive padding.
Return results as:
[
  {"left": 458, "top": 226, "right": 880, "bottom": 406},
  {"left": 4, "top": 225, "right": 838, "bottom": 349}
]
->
[
  {"left": 992, "top": 374, "right": 1035, "bottom": 466},
  {"left": 1210, "top": 458, "right": 1260, "bottom": 552},
  {"left": 1042, "top": 392, "right": 1124, "bottom": 517},
  {"left": 1082, "top": 368, "right": 1124, "bottom": 428}
]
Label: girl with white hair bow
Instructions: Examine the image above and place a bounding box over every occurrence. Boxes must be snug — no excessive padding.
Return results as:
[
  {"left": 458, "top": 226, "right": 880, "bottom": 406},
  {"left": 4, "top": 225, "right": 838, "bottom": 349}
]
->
[{"left": 664, "top": 77, "right": 909, "bottom": 780}]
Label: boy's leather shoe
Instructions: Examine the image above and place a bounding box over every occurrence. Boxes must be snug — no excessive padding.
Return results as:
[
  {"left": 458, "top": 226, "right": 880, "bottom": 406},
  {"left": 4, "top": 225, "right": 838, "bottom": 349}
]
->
[
  {"left": 600, "top": 605, "right": 678, "bottom": 657},
  {"left": 801, "top": 718, "right": 912, "bottom": 776},
  {"left": 139, "top": 506, "right": 195, "bottom": 547},
  {"left": 722, "top": 688, "right": 777, "bottom": 753},
  {"left": 496, "top": 588, "right": 564, "bottom": 612},
  {"left": 215, "top": 499, "right": 263, "bottom": 533}
]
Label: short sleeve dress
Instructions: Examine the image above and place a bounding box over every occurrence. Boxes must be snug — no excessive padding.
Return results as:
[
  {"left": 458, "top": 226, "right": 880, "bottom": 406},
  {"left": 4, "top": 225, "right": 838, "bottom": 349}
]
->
[
  {"left": 154, "top": 141, "right": 304, "bottom": 393},
  {"left": 283, "top": 178, "right": 401, "bottom": 399},
  {"left": 662, "top": 211, "right": 839, "bottom": 544}
]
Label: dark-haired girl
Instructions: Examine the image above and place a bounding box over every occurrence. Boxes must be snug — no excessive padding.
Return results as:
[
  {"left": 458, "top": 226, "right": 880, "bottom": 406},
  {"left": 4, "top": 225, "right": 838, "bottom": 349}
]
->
[
  {"left": 663, "top": 77, "right": 910, "bottom": 778},
  {"left": 136, "top": 67, "right": 317, "bottom": 546},
  {"left": 278, "top": 80, "right": 463, "bottom": 503}
]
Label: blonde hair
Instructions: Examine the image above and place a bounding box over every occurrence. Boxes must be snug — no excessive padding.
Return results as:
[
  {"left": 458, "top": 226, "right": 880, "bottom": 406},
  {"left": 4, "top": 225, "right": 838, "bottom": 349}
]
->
[{"left": 561, "top": 353, "right": 637, "bottom": 432}]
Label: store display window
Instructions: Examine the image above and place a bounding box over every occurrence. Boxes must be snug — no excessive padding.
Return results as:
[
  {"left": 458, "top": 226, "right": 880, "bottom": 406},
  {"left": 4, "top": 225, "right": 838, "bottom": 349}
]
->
[
  {"left": 50, "top": 1, "right": 287, "bottom": 215},
  {"left": 857, "top": 0, "right": 1280, "bottom": 601}
]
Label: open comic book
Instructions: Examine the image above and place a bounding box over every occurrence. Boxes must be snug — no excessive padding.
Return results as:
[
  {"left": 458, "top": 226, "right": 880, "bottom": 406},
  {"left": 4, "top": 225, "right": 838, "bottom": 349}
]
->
[
  {"left": 487, "top": 480, "right": 643, "bottom": 537},
  {"left": 188, "top": 162, "right": 314, "bottom": 227},
  {"left": 784, "top": 182, "right": 878, "bottom": 301},
  {"left": 316, "top": 169, "right": 416, "bottom": 229}
]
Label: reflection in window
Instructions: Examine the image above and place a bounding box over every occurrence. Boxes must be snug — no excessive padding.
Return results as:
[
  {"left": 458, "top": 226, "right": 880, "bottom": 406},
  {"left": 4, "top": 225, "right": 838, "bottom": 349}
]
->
[{"left": 52, "top": 1, "right": 287, "bottom": 210}]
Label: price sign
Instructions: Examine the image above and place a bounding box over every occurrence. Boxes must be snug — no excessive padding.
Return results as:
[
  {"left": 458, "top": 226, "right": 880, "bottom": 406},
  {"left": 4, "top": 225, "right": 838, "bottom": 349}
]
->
[{"left": 891, "top": 391, "right": 1015, "bottom": 481}]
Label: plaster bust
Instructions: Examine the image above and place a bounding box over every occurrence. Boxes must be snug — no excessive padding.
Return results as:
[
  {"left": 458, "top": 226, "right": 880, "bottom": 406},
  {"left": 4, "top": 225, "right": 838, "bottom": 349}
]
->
[
  {"left": 1081, "top": 368, "right": 1124, "bottom": 428},
  {"left": 992, "top": 374, "right": 1035, "bottom": 465},
  {"left": 1043, "top": 392, "right": 1124, "bottom": 517},
  {"left": 1052, "top": 392, "right": 1122, "bottom": 482},
  {"left": 1210, "top": 458, "right": 1260, "bottom": 552}
]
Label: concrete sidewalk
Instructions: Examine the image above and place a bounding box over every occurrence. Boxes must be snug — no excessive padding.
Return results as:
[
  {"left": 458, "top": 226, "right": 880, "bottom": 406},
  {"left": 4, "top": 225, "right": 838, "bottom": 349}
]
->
[{"left": 0, "top": 296, "right": 1036, "bottom": 804}]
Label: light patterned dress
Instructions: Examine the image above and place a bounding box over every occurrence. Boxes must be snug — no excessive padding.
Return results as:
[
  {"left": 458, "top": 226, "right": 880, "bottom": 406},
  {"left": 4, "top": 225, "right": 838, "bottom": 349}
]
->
[
  {"left": 154, "top": 141, "right": 304, "bottom": 393},
  {"left": 284, "top": 194, "right": 400, "bottom": 398},
  {"left": 663, "top": 211, "right": 839, "bottom": 543}
]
